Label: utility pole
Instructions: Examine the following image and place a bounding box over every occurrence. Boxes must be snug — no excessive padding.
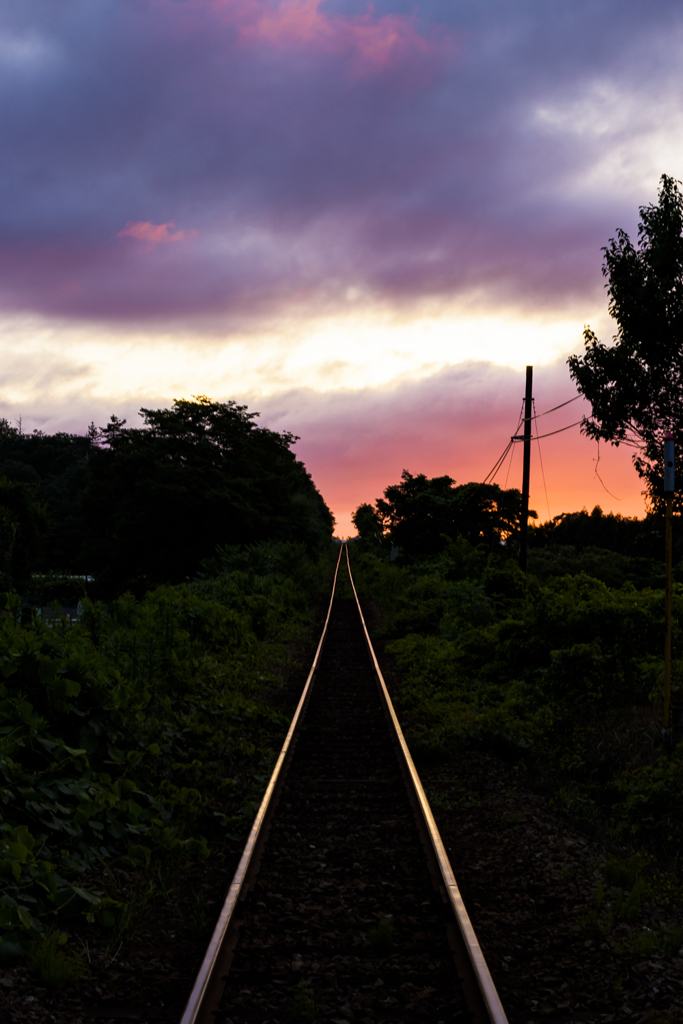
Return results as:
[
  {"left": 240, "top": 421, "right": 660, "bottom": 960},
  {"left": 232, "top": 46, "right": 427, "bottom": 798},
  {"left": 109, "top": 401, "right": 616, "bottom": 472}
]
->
[
  {"left": 519, "top": 366, "right": 533, "bottom": 572},
  {"left": 664, "top": 432, "right": 675, "bottom": 729}
]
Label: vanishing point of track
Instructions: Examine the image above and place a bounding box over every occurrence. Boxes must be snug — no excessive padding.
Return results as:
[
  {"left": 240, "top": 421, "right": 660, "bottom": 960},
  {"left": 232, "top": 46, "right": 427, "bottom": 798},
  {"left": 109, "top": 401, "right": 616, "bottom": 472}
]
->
[{"left": 180, "top": 546, "right": 508, "bottom": 1024}]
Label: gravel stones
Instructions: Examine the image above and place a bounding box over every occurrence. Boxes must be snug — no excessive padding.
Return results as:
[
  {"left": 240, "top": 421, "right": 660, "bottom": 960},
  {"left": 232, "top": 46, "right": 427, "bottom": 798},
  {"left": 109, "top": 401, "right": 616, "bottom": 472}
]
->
[{"left": 217, "top": 597, "right": 468, "bottom": 1023}]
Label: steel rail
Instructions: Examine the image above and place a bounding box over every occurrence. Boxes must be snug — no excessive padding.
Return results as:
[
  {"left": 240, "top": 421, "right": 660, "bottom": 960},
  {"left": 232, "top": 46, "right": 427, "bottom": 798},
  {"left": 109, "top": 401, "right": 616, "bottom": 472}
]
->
[
  {"left": 179, "top": 544, "right": 344, "bottom": 1024},
  {"left": 345, "top": 544, "right": 509, "bottom": 1024}
]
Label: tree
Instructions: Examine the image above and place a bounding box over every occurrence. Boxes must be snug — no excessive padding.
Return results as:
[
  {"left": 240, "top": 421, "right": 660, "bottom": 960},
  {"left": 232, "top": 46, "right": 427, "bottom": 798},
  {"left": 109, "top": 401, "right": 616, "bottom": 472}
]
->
[
  {"left": 351, "top": 503, "right": 385, "bottom": 547},
  {"left": 0, "top": 421, "right": 89, "bottom": 573},
  {"left": 530, "top": 505, "right": 661, "bottom": 558},
  {"left": 0, "top": 478, "right": 48, "bottom": 591},
  {"left": 568, "top": 174, "right": 683, "bottom": 510},
  {"left": 83, "top": 397, "right": 334, "bottom": 594},
  {"left": 356, "top": 471, "right": 527, "bottom": 560}
]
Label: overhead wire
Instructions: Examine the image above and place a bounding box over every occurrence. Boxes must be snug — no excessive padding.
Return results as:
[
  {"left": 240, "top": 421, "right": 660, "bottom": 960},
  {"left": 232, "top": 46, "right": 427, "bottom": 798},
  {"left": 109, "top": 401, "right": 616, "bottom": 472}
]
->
[
  {"left": 483, "top": 403, "right": 524, "bottom": 484},
  {"left": 530, "top": 394, "right": 581, "bottom": 419},
  {"left": 482, "top": 397, "right": 583, "bottom": 489},
  {"left": 504, "top": 431, "right": 516, "bottom": 489},
  {"left": 593, "top": 438, "right": 622, "bottom": 500},
  {"left": 483, "top": 440, "right": 514, "bottom": 485},
  {"left": 528, "top": 419, "right": 583, "bottom": 441},
  {"left": 532, "top": 398, "right": 551, "bottom": 521}
]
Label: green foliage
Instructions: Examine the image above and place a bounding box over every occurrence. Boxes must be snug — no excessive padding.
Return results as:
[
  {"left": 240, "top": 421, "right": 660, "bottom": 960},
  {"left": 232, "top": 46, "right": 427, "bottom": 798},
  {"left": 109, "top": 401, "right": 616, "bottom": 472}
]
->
[
  {"left": 568, "top": 174, "right": 683, "bottom": 510},
  {"left": 83, "top": 397, "right": 334, "bottom": 595},
  {"left": 0, "top": 401, "right": 334, "bottom": 591},
  {"left": 528, "top": 544, "right": 664, "bottom": 589},
  {"left": 629, "top": 928, "right": 655, "bottom": 957},
  {"left": 291, "top": 978, "right": 316, "bottom": 1023},
  {"left": 531, "top": 506, "right": 662, "bottom": 558},
  {"left": 0, "top": 541, "right": 323, "bottom": 946},
  {"left": 603, "top": 856, "right": 642, "bottom": 890},
  {"left": 578, "top": 909, "right": 605, "bottom": 941},
  {"left": 661, "top": 923, "right": 683, "bottom": 954},
  {"left": 355, "top": 471, "right": 529, "bottom": 561},
  {"left": 614, "top": 758, "right": 683, "bottom": 850},
  {"left": 367, "top": 913, "right": 395, "bottom": 952},
  {"left": 0, "top": 421, "right": 90, "bottom": 575},
  {"left": 352, "top": 503, "right": 385, "bottom": 548},
  {"left": 0, "top": 477, "right": 48, "bottom": 591},
  {"left": 27, "top": 574, "right": 89, "bottom": 608},
  {"left": 528, "top": 506, "right": 674, "bottom": 588},
  {"left": 350, "top": 539, "right": 683, "bottom": 861},
  {"left": 27, "top": 930, "right": 85, "bottom": 987}
]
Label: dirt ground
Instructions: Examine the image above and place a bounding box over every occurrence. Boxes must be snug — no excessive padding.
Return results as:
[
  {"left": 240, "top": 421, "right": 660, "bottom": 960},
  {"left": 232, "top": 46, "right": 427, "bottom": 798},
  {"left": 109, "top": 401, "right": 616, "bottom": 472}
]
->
[{"left": 421, "top": 750, "right": 683, "bottom": 1024}]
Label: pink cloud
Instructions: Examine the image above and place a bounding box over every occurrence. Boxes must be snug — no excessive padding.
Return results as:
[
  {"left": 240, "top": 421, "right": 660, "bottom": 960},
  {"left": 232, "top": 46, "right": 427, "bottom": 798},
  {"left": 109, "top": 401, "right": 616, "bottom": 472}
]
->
[
  {"left": 168, "top": 0, "right": 455, "bottom": 74},
  {"left": 117, "top": 221, "right": 196, "bottom": 245},
  {"left": 237, "top": 0, "right": 434, "bottom": 69}
]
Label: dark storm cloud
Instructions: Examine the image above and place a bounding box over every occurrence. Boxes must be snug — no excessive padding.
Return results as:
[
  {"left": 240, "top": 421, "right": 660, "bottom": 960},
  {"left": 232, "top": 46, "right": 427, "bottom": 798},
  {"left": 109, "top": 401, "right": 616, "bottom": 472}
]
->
[{"left": 0, "top": 0, "right": 680, "bottom": 321}]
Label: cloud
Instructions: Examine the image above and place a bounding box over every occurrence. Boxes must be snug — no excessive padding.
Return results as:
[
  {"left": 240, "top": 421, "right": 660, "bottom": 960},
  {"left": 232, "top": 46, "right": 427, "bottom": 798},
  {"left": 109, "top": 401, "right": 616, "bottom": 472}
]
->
[
  {"left": 230, "top": 0, "right": 441, "bottom": 73},
  {"left": 117, "top": 220, "right": 196, "bottom": 245},
  {"left": 0, "top": 0, "right": 681, "bottom": 323},
  {"left": 1, "top": 350, "right": 643, "bottom": 535}
]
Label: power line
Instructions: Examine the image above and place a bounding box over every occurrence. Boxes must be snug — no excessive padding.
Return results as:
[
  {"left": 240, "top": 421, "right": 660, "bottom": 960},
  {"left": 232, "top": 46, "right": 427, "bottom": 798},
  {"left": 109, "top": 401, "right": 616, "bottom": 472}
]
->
[
  {"left": 530, "top": 395, "right": 581, "bottom": 420},
  {"left": 532, "top": 399, "right": 551, "bottom": 520},
  {"left": 483, "top": 439, "right": 513, "bottom": 484},
  {"left": 504, "top": 431, "right": 516, "bottom": 489},
  {"left": 483, "top": 404, "right": 524, "bottom": 484},
  {"left": 593, "top": 438, "right": 622, "bottom": 500},
  {"left": 513, "top": 419, "right": 583, "bottom": 442}
]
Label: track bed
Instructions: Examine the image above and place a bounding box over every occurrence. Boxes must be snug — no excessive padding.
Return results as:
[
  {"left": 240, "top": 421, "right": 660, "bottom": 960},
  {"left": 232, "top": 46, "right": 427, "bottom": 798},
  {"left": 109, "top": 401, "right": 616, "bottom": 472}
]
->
[{"left": 216, "top": 592, "right": 468, "bottom": 1023}]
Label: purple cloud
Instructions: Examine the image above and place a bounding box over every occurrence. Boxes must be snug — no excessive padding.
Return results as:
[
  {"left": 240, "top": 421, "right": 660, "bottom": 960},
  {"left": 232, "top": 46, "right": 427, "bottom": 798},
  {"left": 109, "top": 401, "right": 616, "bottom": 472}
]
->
[{"left": 0, "top": 0, "right": 681, "bottom": 321}]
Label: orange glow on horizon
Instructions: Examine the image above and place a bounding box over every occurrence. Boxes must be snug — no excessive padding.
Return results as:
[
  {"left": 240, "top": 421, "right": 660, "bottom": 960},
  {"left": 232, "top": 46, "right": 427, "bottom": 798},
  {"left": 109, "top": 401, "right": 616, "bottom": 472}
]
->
[{"left": 300, "top": 428, "right": 647, "bottom": 538}]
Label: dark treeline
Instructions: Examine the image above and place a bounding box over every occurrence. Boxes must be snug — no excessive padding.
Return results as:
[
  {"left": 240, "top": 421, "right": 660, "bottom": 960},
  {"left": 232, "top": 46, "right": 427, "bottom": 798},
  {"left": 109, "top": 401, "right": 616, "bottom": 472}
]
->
[
  {"left": 0, "top": 397, "right": 334, "bottom": 596},
  {"left": 353, "top": 471, "right": 672, "bottom": 590},
  {"left": 352, "top": 470, "right": 527, "bottom": 560}
]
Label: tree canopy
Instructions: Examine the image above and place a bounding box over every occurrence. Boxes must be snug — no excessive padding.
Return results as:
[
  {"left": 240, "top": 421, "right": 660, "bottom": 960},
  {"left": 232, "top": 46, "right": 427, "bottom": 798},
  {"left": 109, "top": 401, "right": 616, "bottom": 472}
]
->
[
  {"left": 83, "top": 397, "right": 334, "bottom": 594},
  {"left": 353, "top": 471, "right": 528, "bottom": 560},
  {"left": 568, "top": 174, "right": 683, "bottom": 509},
  {"left": 0, "top": 398, "right": 333, "bottom": 595},
  {"left": 0, "top": 478, "right": 48, "bottom": 592},
  {"left": 0, "top": 421, "right": 89, "bottom": 573}
]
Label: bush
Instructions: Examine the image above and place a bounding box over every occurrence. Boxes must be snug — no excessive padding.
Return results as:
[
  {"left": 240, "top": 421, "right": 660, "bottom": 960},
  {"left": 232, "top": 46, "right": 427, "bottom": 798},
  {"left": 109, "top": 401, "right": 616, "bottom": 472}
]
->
[
  {"left": 0, "top": 541, "right": 327, "bottom": 951},
  {"left": 349, "top": 546, "right": 683, "bottom": 860}
]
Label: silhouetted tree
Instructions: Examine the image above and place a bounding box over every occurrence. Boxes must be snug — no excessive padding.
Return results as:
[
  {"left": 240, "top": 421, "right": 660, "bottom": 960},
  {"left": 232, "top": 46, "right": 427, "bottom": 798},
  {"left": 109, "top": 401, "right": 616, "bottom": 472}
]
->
[
  {"left": 83, "top": 397, "right": 334, "bottom": 594},
  {"left": 530, "top": 505, "right": 661, "bottom": 557},
  {"left": 356, "top": 471, "right": 527, "bottom": 560},
  {"left": 0, "top": 421, "right": 89, "bottom": 572},
  {"left": 568, "top": 174, "right": 683, "bottom": 510},
  {"left": 351, "top": 503, "right": 385, "bottom": 547},
  {"left": 0, "top": 477, "right": 48, "bottom": 591}
]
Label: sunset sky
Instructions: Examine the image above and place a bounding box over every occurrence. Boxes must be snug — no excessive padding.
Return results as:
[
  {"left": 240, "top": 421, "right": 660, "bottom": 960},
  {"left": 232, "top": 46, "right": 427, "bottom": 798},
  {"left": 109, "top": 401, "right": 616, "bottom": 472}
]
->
[{"left": 2, "top": 0, "right": 680, "bottom": 533}]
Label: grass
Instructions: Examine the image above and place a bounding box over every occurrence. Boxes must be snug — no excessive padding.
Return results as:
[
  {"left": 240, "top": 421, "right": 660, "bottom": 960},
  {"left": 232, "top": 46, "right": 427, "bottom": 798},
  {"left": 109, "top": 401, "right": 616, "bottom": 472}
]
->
[
  {"left": 367, "top": 913, "right": 395, "bottom": 953},
  {"left": 661, "top": 924, "right": 683, "bottom": 955},
  {"left": 291, "top": 978, "right": 316, "bottom": 1023},
  {"left": 427, "top": 781, "right": 483, "bottom": 812},
  {"left": 613, "top": 879, "right": 646, "bottom": 924},
  {"left": 502, "top": 810, "right": 523, "bottom": 827},
  {"left": 186, "top": 886, "right": 210, "bottom": 940},
  {"left": 629, "top": 929, "right": 655, "bottom": 957},
  {"left": 27, "top": 931, "right": 86, "bottom": 988},
  {"left": 603, "top": 856, "right": 642, "bottom": 890},
  {"left": 578, "top": 909, "right": 607, "bottom": 942}
]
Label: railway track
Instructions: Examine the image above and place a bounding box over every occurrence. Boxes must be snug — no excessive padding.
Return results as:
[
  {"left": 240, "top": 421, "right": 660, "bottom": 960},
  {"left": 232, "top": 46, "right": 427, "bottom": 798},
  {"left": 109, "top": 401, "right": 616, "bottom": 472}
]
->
[{"left": 180, "top": 546, "right": 507, "bottom": 1024}]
